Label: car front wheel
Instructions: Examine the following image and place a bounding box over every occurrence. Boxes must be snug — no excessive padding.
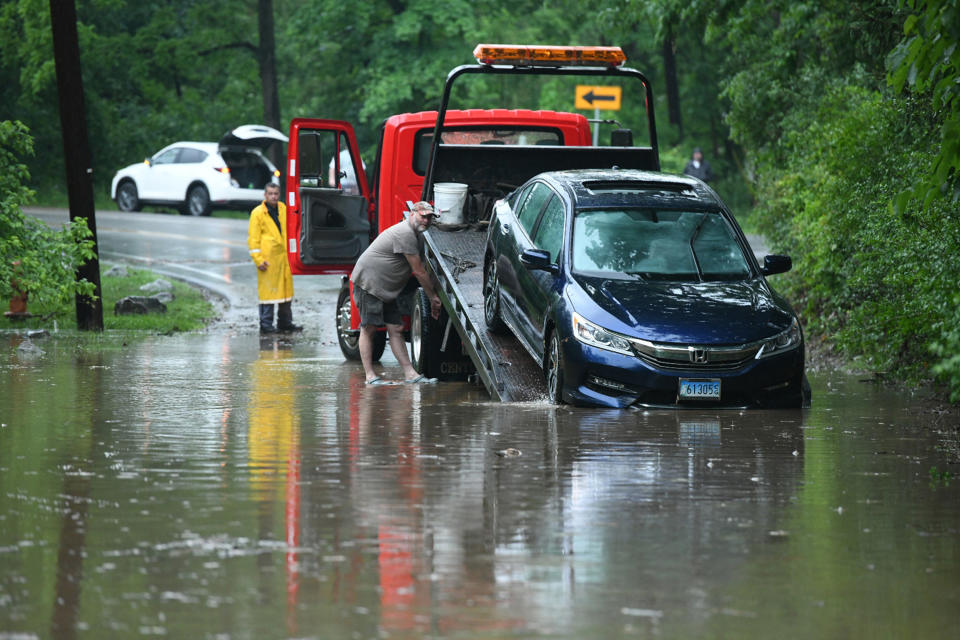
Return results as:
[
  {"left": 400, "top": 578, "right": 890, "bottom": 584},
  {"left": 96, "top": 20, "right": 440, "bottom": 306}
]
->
[
  {"left": 546, "top": 330, "right": 565, "bottom": 404},
  {"left": 483, "top": 258, "right": 505, "bottom": 333},
  {"left": 183, "top": 184, "right": 210, "bottom": 216},
  {"left": 116, "top": 181, "right": 141, "bottom": 212}
]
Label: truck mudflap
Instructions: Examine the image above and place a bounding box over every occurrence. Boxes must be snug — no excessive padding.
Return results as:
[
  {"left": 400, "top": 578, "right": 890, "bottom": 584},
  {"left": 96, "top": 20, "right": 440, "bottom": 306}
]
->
[{"left": 420, "top": 223, "right": 548, "bottom": 402}]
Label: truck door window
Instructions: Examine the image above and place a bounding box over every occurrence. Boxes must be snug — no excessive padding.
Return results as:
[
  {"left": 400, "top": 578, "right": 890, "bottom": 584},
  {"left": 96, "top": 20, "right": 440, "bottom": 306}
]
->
[
  {"left": 297, "top": 130, "right": 337, "bottom": 187},
  {"left": 329, "top": 132, "right": 364, "bottom": 195}
]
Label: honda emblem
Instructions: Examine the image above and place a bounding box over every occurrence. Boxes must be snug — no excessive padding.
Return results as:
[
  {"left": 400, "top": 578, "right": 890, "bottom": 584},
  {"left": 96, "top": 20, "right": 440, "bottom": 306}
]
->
[{"left": 689, "top": 347, "right": 708, "bottom": 364}]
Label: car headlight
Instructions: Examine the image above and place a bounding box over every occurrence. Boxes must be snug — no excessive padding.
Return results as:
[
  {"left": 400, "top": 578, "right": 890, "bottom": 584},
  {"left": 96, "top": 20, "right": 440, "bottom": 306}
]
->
[
  {"left": 756, "top": 318, "right": 802, "bottom": 359},
  {"left": 572, "top": 313, "right": 633, "bottom": 356}
]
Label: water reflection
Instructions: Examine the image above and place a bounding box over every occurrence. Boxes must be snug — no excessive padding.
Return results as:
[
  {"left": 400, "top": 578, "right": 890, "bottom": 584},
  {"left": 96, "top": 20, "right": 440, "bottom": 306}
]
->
[{"left": 0, "top": 335, "right": 957, "bottom": 638}]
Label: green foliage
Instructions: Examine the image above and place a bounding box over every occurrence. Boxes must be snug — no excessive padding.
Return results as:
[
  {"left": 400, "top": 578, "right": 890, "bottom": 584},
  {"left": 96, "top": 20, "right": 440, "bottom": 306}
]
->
[
  {"left": 0, "top": 120, "right": 96, "bottom": 309},
  {"left": 887, "top": 0, "right": 960, "bottom": 210}
]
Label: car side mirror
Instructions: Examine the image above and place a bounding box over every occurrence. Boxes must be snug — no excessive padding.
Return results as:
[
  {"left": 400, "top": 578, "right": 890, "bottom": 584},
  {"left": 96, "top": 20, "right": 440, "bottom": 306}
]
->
[
  {"left": 520, "top": 248, "right": 558, "bottom": 274},
  {"left": 761, "top": 254, "right": 792, "bottom": 276}
]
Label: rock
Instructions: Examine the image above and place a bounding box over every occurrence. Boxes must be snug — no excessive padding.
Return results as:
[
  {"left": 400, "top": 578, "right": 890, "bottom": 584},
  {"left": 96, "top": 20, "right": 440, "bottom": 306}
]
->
[
  {"left": 114, "top": 296, "right": 167, "bottom": 315},
  {"left": 104, "top": 264, "right": 129, "bottom": 278},
  {"left": 153, "top": 291, "right": 174, "bottom": 303},
  {"left": 16, "top": 339, "right": 44, "bottom": 359},
  {"left": 139, "top": 278, "right": 173, "bottom": 293}
]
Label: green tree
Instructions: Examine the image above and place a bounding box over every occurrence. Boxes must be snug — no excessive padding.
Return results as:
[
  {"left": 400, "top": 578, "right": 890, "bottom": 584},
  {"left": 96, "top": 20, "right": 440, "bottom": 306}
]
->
[{"left": 0, "top": 121, "right": 96, "bottom": 311}]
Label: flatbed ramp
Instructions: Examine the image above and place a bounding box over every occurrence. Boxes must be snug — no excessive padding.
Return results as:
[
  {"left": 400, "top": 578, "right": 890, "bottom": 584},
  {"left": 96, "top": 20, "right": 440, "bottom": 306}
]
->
[{"left": 423, "top": 226, "right": 548, "bottom": 402}]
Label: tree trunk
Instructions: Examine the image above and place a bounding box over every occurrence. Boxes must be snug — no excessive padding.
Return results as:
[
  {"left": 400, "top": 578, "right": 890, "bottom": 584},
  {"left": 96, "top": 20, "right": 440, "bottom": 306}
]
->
[
  {"left": 662, "top": 31, "right": 683, "bottom": 141},
  {"left": 258, "top": 0, "right": 281, "bottom": 165}
]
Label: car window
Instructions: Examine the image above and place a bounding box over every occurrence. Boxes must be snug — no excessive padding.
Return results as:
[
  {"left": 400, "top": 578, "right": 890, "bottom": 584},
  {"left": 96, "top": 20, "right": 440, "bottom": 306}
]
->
[
  {"left": 178, "top": 148, "right": 208, "bottom": 164},
  {"left": 517, "top": 182, "right": 552, "bottom": 236},
  {"left": 532, "top": 195, "right": 565, "bottom": 263},
  {"left": 572, "top": 209, "right": 750, "bottom": 281},
  {"left": 153, "top": 148, "right": 180, "bottom": 165}
]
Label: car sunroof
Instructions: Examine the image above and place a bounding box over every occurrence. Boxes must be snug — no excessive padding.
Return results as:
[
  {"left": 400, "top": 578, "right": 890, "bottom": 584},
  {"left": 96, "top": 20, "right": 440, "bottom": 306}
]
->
[{"left": 582, "top": 180, "right": 696, "bottom": 195}]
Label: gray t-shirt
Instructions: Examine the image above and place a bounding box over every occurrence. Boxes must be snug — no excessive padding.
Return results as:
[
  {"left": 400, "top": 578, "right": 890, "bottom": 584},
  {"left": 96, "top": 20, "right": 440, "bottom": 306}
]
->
[{"left": 350, "top": 220, "right": 423, "bottom": 302}]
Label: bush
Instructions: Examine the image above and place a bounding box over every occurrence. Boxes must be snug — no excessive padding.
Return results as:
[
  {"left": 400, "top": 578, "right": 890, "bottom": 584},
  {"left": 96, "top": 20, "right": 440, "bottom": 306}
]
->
[
  {"left": 0, "top": 120, "right": 96, "bottom": 311},
  {"left": 751, "top": 86, "right": 960, "bottom": 389}
]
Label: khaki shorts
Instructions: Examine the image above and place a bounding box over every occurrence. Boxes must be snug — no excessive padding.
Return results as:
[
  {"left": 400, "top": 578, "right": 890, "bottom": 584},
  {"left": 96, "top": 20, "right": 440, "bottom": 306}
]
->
[{"left": 354, "top": 284, "right": 402, "bottom": 327}]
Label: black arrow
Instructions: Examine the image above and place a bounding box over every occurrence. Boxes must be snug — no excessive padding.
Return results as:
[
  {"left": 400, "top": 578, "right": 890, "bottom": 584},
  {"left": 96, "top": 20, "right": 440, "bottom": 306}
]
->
[{"left": 582, "top": 90, "right": 616, "bottom": 105}]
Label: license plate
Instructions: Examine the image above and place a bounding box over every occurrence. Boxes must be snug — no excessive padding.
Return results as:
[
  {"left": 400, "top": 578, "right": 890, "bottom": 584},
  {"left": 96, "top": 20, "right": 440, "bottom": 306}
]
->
[{"left": 679, "top": 379, "right": 721, "bottom": 400}]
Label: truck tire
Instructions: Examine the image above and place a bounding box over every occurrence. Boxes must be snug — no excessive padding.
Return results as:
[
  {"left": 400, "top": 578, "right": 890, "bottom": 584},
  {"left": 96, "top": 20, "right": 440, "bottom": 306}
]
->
[
  {"left": 336, "top": 286, "right": 385, "bottom": 362},
  {"left": 410, "top": 288, "right": 441, "bottom": 378}
]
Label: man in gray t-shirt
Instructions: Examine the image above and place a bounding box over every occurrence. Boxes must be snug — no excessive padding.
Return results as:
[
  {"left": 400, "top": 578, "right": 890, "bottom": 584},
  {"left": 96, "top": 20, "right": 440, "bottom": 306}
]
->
[{"left": 350, "top": 201, "right": 442, "bottom": 384}]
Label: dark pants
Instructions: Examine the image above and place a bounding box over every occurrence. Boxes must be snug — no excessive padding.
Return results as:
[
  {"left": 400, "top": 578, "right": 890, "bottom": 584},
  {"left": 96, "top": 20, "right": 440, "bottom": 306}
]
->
[{"left": 259, "top": 301, "right": 293, "bottom": 330}]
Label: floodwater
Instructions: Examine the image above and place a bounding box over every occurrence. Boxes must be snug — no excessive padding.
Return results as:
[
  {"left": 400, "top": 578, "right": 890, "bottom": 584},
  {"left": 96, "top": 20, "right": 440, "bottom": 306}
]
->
[{"left": 1, "top": 332, "right": 958, "bottom": 639}]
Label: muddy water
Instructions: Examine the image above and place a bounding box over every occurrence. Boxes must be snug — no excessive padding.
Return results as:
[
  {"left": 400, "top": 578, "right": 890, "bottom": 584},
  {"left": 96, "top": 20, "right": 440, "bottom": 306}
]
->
[{"left": 1, "top": 334, "right": 958, "bottom": 639}]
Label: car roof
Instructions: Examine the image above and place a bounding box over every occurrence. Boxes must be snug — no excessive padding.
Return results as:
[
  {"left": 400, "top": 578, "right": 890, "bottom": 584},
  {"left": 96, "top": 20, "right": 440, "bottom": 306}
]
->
[{"left": 536, "top": 168, "right": 719, "bottom": 210}]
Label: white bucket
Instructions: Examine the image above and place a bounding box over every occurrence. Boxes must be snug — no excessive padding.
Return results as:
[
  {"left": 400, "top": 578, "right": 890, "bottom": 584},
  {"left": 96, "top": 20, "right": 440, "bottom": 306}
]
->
[{"left": 433, "top": 182, "right": 469, "bottom": 224}]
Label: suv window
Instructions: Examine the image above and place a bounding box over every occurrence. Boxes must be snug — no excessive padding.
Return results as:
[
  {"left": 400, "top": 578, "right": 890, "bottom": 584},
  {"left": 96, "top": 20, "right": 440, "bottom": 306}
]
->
[
  {"left": 517, "top": 182, "right": 552, "bottom": 236},
  {"left": 153, "top": 148, "right": 180, "bottom": 165},
  {"left": 178, "top": 148, "right": 208, "bottom": 164},
  {"left": 533, "top": 195, "right": 565, "bottom": 263}
]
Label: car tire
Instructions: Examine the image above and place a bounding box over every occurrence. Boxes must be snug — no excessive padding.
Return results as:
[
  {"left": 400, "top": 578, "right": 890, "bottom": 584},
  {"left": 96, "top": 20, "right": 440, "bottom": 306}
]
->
[
  {"left": 545, "top": 330, "right": 565, "bottom": 404},
  {"left": 483, "top": 258, "right": 506, "bottom": 333},
  {"left": 116, "top": 180, "right": 141, "bottom": 212},
  {"left": 410, "top": 287, "right": 441, "bottom": 378},
  {"left": 183, "top": 184, "right": 210, "bottom": 216},
  {"left": 336, "top": 286, "right": 385, "bottom": 362}
]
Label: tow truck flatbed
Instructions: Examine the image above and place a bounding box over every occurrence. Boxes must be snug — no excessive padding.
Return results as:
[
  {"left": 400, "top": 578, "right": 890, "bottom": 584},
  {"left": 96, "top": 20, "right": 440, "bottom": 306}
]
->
[{"left": 422, "top": 225, "right": 547, "bottom": 402}]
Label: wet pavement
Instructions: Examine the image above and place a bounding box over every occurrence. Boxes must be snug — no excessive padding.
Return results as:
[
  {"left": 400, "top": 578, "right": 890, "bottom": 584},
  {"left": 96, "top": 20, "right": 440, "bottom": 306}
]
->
[
  {"left": 2, "top": 331, "right": 959, "bottom": 639},
  {"left": 4, "top": 209, "right": 958, "bottom": 638}
]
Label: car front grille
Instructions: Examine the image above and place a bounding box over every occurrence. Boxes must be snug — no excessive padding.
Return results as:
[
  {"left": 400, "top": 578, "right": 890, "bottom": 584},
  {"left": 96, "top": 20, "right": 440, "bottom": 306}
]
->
[{"left": 628, "top": 338, "right": 760, "bottom": 372}]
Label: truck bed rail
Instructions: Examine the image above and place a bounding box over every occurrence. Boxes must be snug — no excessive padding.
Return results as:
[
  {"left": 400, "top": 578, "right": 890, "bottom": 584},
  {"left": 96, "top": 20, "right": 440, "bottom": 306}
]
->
[{"left": 421, "top": 225, "right": 547, "bottom": 402}]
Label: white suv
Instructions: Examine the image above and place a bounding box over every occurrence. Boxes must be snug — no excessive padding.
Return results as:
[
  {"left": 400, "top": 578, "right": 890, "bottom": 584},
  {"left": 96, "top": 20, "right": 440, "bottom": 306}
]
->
[{"left": 111, "top": 125, "right": 288, "bottom": 216}]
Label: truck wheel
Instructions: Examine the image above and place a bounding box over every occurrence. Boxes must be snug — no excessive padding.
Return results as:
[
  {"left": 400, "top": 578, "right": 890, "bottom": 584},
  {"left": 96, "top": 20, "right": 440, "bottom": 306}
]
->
[
  {"left": 483, "top": 259, "right": 505, "bottom": 333},
  {"left": 410, "top": 288, "right": 440, "bottom": 378},
  {"left": 336, "top": 286, "right": 385, "bottom": 361},
  {"left": 545, "top": 330, "right": 565, "bottom": 404}
]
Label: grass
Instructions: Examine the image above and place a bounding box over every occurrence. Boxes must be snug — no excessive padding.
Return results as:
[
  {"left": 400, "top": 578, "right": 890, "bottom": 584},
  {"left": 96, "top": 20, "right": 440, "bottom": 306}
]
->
[
  {"left": 6, "top": 266, "right": 218, "bottom": 334},
  {"left": 31, "top": 185, "right": 252, "bottom": 220}
]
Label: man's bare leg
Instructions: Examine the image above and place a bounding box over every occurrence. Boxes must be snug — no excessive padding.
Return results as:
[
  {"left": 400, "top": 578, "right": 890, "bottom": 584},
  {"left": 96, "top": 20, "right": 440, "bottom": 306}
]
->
[
  {"left": 359, "top": 324, "right": 380, "bottom": 382},
  {"left": 386, "top": 323, "right": 419, "bottom": 381}
]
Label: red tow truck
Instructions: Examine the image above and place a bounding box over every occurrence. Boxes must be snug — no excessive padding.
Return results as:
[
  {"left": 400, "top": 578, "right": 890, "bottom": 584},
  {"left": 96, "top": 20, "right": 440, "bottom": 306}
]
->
[{"left": 284, "top": 44, "right": 659, "bottom": 401}]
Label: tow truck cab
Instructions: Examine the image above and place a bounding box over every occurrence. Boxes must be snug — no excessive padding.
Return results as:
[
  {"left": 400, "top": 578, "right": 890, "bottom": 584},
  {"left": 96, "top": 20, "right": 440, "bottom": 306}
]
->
[{"left": 284, "top": 110, "right": 593, "bottom": 276}]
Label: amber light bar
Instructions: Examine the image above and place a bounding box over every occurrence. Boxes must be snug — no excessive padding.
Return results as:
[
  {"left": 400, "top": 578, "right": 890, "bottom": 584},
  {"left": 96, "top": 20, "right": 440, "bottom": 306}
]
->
[{"left": 473, "top": 44, "right": 626, "bottom": 68}]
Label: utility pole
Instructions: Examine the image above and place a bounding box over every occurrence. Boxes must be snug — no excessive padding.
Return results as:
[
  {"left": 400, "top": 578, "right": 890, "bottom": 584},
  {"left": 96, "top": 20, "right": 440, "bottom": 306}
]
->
[{"left": 49, "top": 0, "right": 103, "bottom": 331}]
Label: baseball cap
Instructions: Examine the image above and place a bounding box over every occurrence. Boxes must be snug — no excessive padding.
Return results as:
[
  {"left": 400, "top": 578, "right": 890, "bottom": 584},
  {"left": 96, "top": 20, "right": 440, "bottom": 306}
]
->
[{"left": 413, "top": 201, "right": 440, "bottom": 218}]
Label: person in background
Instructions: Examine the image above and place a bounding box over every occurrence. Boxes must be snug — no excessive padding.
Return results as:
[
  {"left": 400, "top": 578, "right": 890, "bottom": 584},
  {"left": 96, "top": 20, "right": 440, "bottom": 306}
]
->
[
  {"left": 683, "top": 147, "right": 714, "bottom": 182},
  {"left": 351, "top": 201, "right": 442, "bottom": 385},
  {"left": 248, "top": 183, "right": 302, "bottom": 334},
  {"left": 328, "top": 148, "right": 366, "bottom": 195}
]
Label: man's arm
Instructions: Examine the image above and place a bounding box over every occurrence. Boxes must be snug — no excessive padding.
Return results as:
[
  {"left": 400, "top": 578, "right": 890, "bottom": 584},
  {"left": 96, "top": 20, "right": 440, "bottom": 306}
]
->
[{"left": 404, "top": 253, "right": 441, "bottom": 319}]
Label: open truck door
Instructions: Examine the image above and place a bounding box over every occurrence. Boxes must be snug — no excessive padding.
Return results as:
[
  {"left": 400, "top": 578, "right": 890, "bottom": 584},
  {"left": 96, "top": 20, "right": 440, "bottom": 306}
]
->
[{"left": 285, "top": 119, "right": 372, "bottom": 276}]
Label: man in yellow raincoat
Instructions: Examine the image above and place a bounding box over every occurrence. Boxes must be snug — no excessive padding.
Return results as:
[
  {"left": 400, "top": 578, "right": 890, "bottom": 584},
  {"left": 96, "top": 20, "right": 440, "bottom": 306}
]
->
[{"left": 248, "top": 183, "right": 302, "bottom": 334}]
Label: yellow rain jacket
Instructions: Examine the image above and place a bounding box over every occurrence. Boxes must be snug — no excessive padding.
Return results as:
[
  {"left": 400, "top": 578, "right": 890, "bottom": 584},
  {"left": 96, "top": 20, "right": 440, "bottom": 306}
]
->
[{"left": 248, "top": 201, "right": 294, "bottom": 303}]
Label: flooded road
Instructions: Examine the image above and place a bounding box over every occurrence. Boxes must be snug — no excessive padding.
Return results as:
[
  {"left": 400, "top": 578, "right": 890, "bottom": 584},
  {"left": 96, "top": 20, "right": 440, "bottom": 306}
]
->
[{"left": 2, "top": 333, "right": 958, "bottom": 638}]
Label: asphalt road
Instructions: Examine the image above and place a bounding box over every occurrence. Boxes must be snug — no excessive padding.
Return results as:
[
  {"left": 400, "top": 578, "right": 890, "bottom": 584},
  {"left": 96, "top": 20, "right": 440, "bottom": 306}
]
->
[{"left": 25, "top": 207, "right": 342, "bottom": 333}]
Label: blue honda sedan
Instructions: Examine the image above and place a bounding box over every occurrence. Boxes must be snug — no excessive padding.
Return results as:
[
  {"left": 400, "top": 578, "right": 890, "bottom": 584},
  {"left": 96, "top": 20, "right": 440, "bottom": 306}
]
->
[{"left": 482, "top": 168, "right": 809, "bottom": 408}]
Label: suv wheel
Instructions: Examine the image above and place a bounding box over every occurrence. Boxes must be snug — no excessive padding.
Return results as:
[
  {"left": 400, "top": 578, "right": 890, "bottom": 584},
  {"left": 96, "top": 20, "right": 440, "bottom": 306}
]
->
[
  {"left": 116, "top": 181, "right": 141, "bottom": 212},
  {"left": 183, "top": 184, "right": 210, "bottom": 216}
]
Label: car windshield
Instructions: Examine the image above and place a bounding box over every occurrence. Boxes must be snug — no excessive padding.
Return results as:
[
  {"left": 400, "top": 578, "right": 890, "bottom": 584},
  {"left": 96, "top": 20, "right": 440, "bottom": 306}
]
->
[{"left": 572, "top": 209, "right": 752, "bottom": 281}]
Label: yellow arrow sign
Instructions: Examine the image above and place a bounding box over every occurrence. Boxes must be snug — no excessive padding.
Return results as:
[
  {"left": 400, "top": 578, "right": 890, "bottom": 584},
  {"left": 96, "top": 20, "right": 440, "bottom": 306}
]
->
[{"left": 575, "top": 85, "right": 622, "bottom": 110}]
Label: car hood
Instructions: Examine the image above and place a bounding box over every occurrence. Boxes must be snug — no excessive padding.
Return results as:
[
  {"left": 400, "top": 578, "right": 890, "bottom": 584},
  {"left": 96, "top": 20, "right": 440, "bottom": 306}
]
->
[
  {"left": 571, "top": 274, "right": 795, "bottom": 344},
  {"left": 219, "top": 124, "right": 288, "bottom": 151}
]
